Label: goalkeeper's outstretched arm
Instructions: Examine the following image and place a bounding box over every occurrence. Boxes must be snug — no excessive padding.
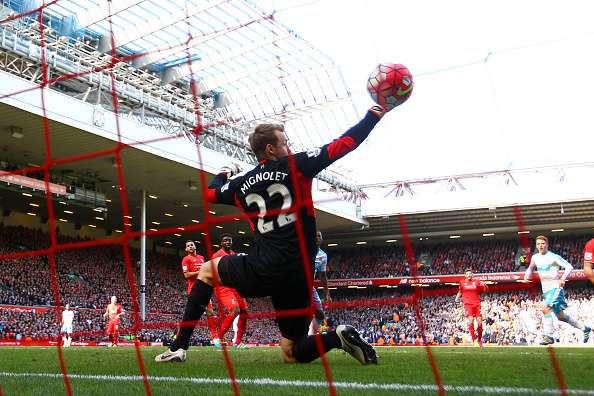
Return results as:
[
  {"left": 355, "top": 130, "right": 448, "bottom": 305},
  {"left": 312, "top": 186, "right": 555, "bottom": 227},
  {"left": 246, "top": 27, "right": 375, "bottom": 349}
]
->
[{"left": 294, "top": 106, "right": 386, "bottom": 178}]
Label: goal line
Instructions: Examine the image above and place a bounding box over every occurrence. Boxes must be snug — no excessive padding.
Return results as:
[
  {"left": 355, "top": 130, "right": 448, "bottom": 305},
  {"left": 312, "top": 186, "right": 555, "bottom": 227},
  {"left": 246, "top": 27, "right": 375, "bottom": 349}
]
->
[{"left": 1, "top": 372, "right": 593, "bottom": 395}]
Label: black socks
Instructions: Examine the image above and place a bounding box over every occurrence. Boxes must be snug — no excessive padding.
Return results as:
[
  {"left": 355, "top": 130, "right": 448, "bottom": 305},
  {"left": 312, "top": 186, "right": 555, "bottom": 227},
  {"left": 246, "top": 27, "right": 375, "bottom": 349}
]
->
[
  {"left": 292, "top": 331, "right": 342, "bottom": 363},
  {"left": 171, "top": 279, "right": 213, "bottom": 351}
]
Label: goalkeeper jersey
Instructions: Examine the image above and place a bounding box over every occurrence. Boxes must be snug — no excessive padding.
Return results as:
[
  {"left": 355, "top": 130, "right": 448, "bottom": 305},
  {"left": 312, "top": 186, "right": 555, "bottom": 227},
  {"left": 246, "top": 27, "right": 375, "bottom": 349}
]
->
[{"left": 207, "top": 110, "right": 381, "bottom": 276}]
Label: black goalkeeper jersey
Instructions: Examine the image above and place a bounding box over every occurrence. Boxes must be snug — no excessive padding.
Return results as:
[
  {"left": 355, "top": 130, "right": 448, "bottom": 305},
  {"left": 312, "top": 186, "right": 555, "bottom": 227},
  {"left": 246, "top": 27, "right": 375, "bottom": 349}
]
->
[{"left": 207, "top": 110, "right": 381, "bottom": 274}]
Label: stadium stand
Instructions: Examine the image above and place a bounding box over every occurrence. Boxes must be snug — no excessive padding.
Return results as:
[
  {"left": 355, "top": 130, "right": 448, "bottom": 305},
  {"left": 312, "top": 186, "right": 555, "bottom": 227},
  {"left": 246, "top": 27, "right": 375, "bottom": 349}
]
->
[
  {"left": 1, "top": 224, "right": 591, "bottom": 308},
  {"left": 0, "top": 225, "right": 187, "bottom": 312},
  {"left": 331, "top": 287, "right": 594, "bottom": 346},
  {"left": 3, "top": 285, "right": 593, "bottom": 346},
  {"left": 1, "top": 223, "right": 593, "bottom": 346},
  {"left": 327, "top": 236, "right": 589, "bottom": 278}
]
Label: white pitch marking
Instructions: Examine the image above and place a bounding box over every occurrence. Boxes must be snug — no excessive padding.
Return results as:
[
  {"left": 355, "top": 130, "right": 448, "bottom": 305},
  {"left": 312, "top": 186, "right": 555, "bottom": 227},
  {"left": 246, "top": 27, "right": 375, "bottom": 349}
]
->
[{"left": 1, "top": 372, "right": 594, "bottom": 395}]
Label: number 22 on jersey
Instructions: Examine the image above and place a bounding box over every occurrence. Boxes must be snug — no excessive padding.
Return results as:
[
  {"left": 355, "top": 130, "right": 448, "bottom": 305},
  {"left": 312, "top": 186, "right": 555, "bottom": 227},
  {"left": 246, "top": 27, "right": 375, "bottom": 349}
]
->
[{"left": 245, "top": 183, "right": 297, "bottom": 234}]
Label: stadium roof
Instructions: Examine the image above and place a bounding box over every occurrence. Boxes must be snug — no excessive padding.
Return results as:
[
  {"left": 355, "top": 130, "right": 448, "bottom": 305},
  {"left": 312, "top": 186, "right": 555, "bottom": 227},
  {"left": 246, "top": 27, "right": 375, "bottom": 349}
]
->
[
  {"left": 2, "top": 93, "right": 593, "bottom": 250},
  {"left": 0, "top": 101, "right": 360, "bottom": 250},
  {"left": 4, "top": 1, "right": 594, "bottom": 251},
  {"left": 5, "top": 0, "right": 358, "bottom": 164},
  {"left": 324, "top": 200, "right": 594, "bottom": 247}
]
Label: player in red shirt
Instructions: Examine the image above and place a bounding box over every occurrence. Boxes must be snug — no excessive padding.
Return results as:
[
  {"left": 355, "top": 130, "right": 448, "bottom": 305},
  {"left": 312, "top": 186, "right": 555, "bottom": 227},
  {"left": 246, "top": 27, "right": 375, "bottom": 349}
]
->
[
  {"left": 104, "top": 295, "right": 123, "bottom": 347},
  {"left": 212, "top": 234, "right": 249, "bottom": 346},
  {"left": 181, "top": 240, "right": 220, "bottom": 347},
  {"left": 455, "top": 269, "right": 487, "bottom": 347},
  {"left": 584, "top": 238, "right": 594, "bottom": 285}
]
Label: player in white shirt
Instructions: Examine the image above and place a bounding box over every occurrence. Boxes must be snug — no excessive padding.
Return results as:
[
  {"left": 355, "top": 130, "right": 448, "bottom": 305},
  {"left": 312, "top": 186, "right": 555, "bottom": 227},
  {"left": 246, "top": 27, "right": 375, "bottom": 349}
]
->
[
  {"left": 309, "top": 231, "right": 331, "bottom": 335},
  {"left": 60, "top": 304, "right": 74, "bottom": 347},
  {"left": 524, "top": 235, "right": 592, "bottom": 345}
]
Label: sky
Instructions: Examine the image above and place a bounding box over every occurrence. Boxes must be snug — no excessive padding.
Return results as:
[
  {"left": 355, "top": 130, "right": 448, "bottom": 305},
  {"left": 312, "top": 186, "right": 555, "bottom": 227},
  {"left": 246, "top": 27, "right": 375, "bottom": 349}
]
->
[{"left": 258, "top": 0, "right": 594, "bottom": 184}]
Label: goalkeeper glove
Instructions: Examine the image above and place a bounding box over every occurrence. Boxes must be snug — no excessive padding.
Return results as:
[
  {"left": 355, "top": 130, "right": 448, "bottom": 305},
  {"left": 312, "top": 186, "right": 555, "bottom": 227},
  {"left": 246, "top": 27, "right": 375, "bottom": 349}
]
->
[
  {"left": 369, "top": 105, "right": 387, "bottom": 118},
  {"left": 219, "top": 163, "right": 242, "bottom": 177}
]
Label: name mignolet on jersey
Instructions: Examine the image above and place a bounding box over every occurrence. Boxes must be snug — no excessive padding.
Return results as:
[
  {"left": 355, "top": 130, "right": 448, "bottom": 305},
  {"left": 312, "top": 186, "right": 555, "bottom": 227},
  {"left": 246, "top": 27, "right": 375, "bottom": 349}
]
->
[
  {"left": 206, "top": 110, "right": 382, "bottom": 269},
  {"left": 239, "top": 171, "right": 289, "bottom": 195}
]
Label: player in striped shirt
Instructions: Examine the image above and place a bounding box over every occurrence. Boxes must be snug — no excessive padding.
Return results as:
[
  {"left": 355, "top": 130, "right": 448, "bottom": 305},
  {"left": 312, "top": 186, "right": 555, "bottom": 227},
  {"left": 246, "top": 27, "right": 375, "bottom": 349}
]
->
[
  {"left": 524, "top": 235, "right": 592, "bottom": 345},
  {"left": 309, "top": 230, "right": 330, "bottom": 335}
]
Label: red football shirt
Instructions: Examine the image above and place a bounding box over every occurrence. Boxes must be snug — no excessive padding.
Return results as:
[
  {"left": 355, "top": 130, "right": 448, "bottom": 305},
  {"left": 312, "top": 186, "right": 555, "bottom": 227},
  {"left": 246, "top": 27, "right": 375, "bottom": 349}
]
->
[
  {"left": 458, "top": 279, "right": 485, "bottom": 305},
  {"left": 105, "top": 303, "right": 123, "bottom": 324},
  {"left": 584, "top": 238, "right": 594, "bottom": 264},
  {"left": 212, "top": 248, "right": 236, "bottom": 292},
  {"left": 212, "top": 248, "right": 235, "bottom": 259},
  {"left": 182, "top": 254, "right": 205, "bottom": 294}
]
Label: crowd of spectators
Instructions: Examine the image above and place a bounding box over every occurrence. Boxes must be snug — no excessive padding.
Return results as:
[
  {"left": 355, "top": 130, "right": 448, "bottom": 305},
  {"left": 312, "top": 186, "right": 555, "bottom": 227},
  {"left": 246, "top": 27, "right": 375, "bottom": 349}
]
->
[
  {"left": 0, "top": 225, "right": 189, "bottom": 313},
  {"left": 317, "top": 286, "right": 594, "bottom": 346},
  {"left": 327, "top": 236, "right": 590, "bottom": 279},
  {"left": 2, "top": 224, "right": 593, "bottom": 346},
  {"left": 0, "top": 298, "right": 279, "bottom": 346},
  {"left": 3, "top": 285, "right": 593, "bottom": 346}
]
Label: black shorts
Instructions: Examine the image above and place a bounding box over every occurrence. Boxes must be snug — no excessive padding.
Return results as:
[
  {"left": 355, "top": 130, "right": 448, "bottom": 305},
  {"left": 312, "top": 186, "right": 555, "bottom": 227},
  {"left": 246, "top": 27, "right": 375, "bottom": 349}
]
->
[{"left": 218, "top": 254, "right": 313, "bottom": 341}]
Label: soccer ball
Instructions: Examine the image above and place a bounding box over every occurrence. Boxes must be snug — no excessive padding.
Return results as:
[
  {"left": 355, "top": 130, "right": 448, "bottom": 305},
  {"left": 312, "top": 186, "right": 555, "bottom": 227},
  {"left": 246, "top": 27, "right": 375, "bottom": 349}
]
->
[{"left": 367, "top": 63, "right": 413, "bottom": 110}]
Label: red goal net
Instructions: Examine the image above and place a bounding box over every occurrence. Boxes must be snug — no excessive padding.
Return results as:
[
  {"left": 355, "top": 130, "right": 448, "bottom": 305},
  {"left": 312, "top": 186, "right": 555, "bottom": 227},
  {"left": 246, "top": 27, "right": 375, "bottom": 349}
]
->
[{"left": 0, "top": 2, "right": 580, "bottom": 396}]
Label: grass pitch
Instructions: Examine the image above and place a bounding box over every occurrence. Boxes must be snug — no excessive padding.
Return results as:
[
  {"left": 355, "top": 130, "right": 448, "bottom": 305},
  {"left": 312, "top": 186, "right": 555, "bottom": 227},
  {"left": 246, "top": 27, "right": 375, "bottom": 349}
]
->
[{"left": 0, "top": 346, "right": 593, "bottom": 395}]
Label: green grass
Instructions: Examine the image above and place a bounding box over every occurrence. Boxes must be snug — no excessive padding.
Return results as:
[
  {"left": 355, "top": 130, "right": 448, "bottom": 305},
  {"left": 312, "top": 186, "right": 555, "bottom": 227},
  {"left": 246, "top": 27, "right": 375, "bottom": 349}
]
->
[{"left": 0, "top": 346, "right": 593, "bottom": 395}]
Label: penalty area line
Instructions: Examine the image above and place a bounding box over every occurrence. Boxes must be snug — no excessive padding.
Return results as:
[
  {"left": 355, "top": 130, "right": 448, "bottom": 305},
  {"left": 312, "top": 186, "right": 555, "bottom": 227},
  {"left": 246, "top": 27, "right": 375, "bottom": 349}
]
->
[{"left": 1, "top": 372, "right": 594, "bottom": 394}]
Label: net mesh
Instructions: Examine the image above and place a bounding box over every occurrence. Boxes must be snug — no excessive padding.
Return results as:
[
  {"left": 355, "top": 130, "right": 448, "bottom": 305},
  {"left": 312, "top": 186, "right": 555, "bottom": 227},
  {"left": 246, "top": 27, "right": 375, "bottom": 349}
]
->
[{"left": 0, "top": 1, "right": 574, "bottom": 395}]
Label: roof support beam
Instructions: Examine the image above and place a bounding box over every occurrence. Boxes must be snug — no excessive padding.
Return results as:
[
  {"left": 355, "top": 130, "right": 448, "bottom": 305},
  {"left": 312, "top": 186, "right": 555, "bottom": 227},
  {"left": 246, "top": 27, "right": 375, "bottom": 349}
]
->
[
  {"left": 195, "top": 50, "right": 303, "bottom": 92},
  {"left": 161, "top": 34, "right": 290, "bottom": 85},
  {"left": 98, "top": 0, "right": 230, "bottom": 53},
  {"left": 74, "top": 0, "right": 148, "bottom": 31},
  {"left": 132, "top": 28, "right": 225, "bottom": 68},
  {"left": 131, "top": 11, "right": 263, "bottom": 69}
]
